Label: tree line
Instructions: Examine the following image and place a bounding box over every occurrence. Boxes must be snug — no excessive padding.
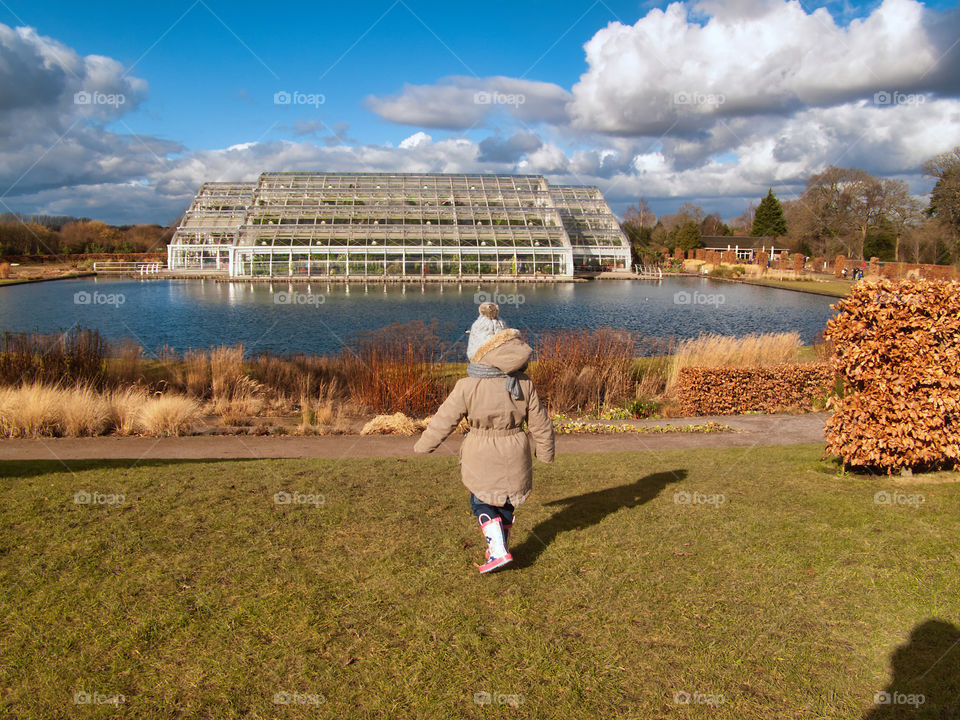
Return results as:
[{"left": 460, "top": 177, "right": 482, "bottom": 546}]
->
[
  {"left": 622, "top": 146, "right": 960, "bottom": 266},
  {"left": 0, "top": 214, "right": 172, "bottom": 256}
]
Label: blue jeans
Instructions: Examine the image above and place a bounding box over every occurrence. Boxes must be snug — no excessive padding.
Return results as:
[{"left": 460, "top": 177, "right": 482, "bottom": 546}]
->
[{"left": 469, "top": 493, "right": 514, "bottom": 526}]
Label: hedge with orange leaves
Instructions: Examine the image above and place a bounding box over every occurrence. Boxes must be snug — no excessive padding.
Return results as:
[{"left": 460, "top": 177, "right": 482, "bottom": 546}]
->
[
  {"left": 824, "top": 278, "right": 960, "bottom": 471},
  {"left": 677, "top": 364, "right": 834, "bottom": 416}
]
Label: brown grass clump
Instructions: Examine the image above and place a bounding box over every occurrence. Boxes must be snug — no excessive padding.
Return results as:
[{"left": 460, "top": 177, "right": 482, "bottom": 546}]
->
[
  {"left": 61, "top": 384, "right": 111, "bottom": 436},
  {"left": 667, "top": 332, "right": 801, "bottom": 394},
  {"left": 106, "top": 387, "right": 149, "bottom": 435},
  {"left": 139, "top": 394, "right": 201, "bottom": 436},
  {"left": 0, "top": 383, "right": 63, "bottom": 437},
  {"left": 360, "top": 412, "right": 421, "bottom": 436},
  {"left": 0, "top": 383, "right": 121, "bottom": 437},
  {"left": 109, "top": 340, "right": 144, "bottom": 387},
  {"left": 213, "top": 375, "right": 263, "bottom": 426},
  {"left": 210, "top": 345, "right": 245, "bottom": 399},
  {"left": 206, "top": 346, "right": 264, "bottom": 425}
]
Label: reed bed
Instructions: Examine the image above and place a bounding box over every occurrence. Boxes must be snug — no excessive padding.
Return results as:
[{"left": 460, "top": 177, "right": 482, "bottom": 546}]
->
[
  {"left": 529, "top": 328, "right": 637, "bottom": 414},
  {"left": 340, "top": 321, "right": 454, "bottom": 417},
  {"left": 0, "top": 329, "right": 105, "bottom": 386}
]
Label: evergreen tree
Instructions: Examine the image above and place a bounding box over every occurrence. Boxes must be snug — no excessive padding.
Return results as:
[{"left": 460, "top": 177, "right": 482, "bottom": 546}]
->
[
  {"left": 671, "top": 221, "right": 702, "bottom": 251},
  {"left": 752, "top": 189, "right": 788, "bottom": 237}
]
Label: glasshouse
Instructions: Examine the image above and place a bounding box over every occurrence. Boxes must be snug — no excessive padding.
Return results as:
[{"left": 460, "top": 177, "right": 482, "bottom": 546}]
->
[{"left": 167, "top": 172, "right": 631, "bottom": 278}]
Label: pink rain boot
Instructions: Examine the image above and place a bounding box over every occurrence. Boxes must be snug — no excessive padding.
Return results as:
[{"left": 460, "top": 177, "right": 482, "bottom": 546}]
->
[
  {"left": 485, "top": 523, "right": 512, "bottom": 559},
  {"left": 477, "top": 515, "right": 512, "bottom": 574}
]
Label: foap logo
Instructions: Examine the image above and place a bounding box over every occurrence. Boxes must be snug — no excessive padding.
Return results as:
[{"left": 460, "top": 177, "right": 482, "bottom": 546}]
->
[
  {"left": 273, "top": 90, "right": 325, "bottom": 107},
  {"left": 874, "top": 490, "right": 925, "bottom": 509},
  {"left": 874, "top": 690, "right": 925, "bottom": 707},
  {"left": 74, "top": 490, "right": 125, "bottom": 506},
  {"left": 473, "top": 91, "right": 526, "bottom": 107},
  {"left": 474, "top": 290, "right": 524, "bottom": 307},
  {"left": 874, "top": 290, "right": 922, "bottom": 308},
  {"left": 873, "top": 91, "right": 926, "bottom": 107},
  {"left": 74, "top": 290, "right": 125, "bottom": 307},
  {"left": 674, "top": 290, "right": 725, "bottom": 307},
  {"left": 73, "top": 90, "right": 126, "bottom": 108},
  {"left": 473, "top": 691, "right": 525, "bottom": 707},
  {"left": 273, "top": 490, "right": 325, "bottom": 508},
  {"left": 674, "top": 489, "right": 726, "bottom": 507},
  {"left": 73, "top": 690, "right": 126, "bottom": 705},
  {"left": 473, "top": 491, "right": 514, "bottom": 506},
  {"left": 673, "top": 690, "right": 725, "bottom": 706},
  {"left": 673, "top": 91, "right": 725, "bottom": 106},
  {"left": 274, "top": 290, "right": 325, "bottom": 307},
  {"left": 272, "top": 691, "right": 325, "bottom": 706}
]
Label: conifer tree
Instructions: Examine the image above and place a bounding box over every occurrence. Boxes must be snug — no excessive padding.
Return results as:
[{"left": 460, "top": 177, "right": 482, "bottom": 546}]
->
[{"left": 752, "top": 189, "right": 787, "bottom": 237}]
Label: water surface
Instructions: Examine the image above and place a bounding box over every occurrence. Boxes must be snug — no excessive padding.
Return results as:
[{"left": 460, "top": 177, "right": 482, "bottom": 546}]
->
[{"left": 0, "top": 277, "right": 837, "bottom": 356}]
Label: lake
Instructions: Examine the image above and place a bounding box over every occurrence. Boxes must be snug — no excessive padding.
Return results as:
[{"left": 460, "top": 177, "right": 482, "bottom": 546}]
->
[{"left": 0, "top": 277, "right": 837, "bottom": 356}]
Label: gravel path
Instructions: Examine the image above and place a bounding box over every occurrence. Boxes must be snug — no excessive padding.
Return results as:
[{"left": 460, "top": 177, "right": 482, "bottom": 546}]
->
[{"left": 0, "top": 413, "right": 828, "bottom": 462}]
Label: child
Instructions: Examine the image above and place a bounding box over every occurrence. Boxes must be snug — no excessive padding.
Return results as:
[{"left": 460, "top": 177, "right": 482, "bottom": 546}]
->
[{"left": 414, "top": 302, "right": 555, "bottom": 573}]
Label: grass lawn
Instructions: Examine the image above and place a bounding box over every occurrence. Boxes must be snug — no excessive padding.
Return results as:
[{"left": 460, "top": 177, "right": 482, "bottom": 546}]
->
[
  {"left": 740, "top": 277, "right": 853, "bottom": 297},
  {"left": 1, "top": 446, "right": 958, "bottom": 719}
]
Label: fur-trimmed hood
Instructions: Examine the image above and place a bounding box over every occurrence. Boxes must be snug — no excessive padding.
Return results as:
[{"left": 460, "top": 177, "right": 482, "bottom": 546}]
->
[{"left": 471, "top": 329, "right": 532, "bottom": 374}]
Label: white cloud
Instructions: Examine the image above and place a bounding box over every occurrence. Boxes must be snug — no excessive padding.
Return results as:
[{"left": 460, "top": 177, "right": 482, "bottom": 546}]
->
[
  {"left": 569, "top": 0, "right": 944, "bottom": 135},
  {"left": 366, "top": 75, "right": 570, "bottom": 129},
  {"left": 398, "top": 131, "right": 432, "bottom": 149}
]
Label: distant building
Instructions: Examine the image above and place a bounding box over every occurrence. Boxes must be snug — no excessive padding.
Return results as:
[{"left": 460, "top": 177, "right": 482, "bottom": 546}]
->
[
  {"left": 700, "top": 236, "right": 787, "bottom": 262},
  {"left": 167, "top": 172, "right": 631, "bottom": 278}
]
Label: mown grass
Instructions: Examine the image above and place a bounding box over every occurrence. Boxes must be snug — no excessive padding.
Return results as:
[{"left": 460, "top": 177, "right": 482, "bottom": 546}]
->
[
  {"left": 742, "top": 277, "right": 853, "bottom": 297},
  {"left": 1, "top": 445, "right": 958, "bottom": 718}
]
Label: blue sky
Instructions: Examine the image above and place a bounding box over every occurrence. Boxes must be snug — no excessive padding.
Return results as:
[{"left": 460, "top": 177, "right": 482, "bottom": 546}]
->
[{"left": 1, "top": 0, "right": 958, "bottom": 224}]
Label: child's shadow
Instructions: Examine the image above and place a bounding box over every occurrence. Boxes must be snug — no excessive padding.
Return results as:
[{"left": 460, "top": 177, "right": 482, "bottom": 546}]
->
[{"left": 510, "top": 469, "right": 686, "bottom": 569}]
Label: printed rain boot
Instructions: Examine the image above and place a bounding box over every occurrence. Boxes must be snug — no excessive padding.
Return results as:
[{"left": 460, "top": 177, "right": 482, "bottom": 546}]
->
[
  {"left": 485, "top": 523, "right": 512, "bottom": 559},
  {"left": 477, "top": 515, "right": 512, "bottom": 574}
]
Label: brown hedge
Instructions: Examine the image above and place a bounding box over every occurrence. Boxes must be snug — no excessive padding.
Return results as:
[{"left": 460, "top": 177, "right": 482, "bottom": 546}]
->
[
  {"left": 824, "top": 278, "right": 960, "bottom": 471},
  {"left": 677, "top": 363, "right": 835, "bottom": 415}
]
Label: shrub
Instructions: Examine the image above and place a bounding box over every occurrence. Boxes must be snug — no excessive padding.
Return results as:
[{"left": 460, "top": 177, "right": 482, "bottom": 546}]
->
[{"left": 824, "top": 278, "right": 960, "bottom": 472}]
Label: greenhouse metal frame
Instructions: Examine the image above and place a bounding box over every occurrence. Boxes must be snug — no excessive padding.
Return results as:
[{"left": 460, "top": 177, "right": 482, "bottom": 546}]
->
[{"left": 168, "top": 172, "right": 631, "bottom": 278}]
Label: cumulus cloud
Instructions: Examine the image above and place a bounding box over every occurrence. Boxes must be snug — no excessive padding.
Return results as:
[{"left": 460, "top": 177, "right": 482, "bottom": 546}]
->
[
  {"left": 477, "top": 132, "right": 542, "bottom": 163},
  {"left": 568, "top": 0, "right": 948, "bottom": 135},
  {"left": 0, "top": 24, "right": 146, "bottom": 123},
  {"left": 365, "top": 75, "right": 570, "bottom": 129},
  {"left": 0, "top": 22, "right": 159, "bottom": 208}
]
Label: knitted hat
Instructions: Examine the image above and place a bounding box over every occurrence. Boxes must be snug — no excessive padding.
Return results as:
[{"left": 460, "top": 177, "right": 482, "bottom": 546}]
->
[{"left": 466, "top": 302, "right": 506, "bottom": 362}]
